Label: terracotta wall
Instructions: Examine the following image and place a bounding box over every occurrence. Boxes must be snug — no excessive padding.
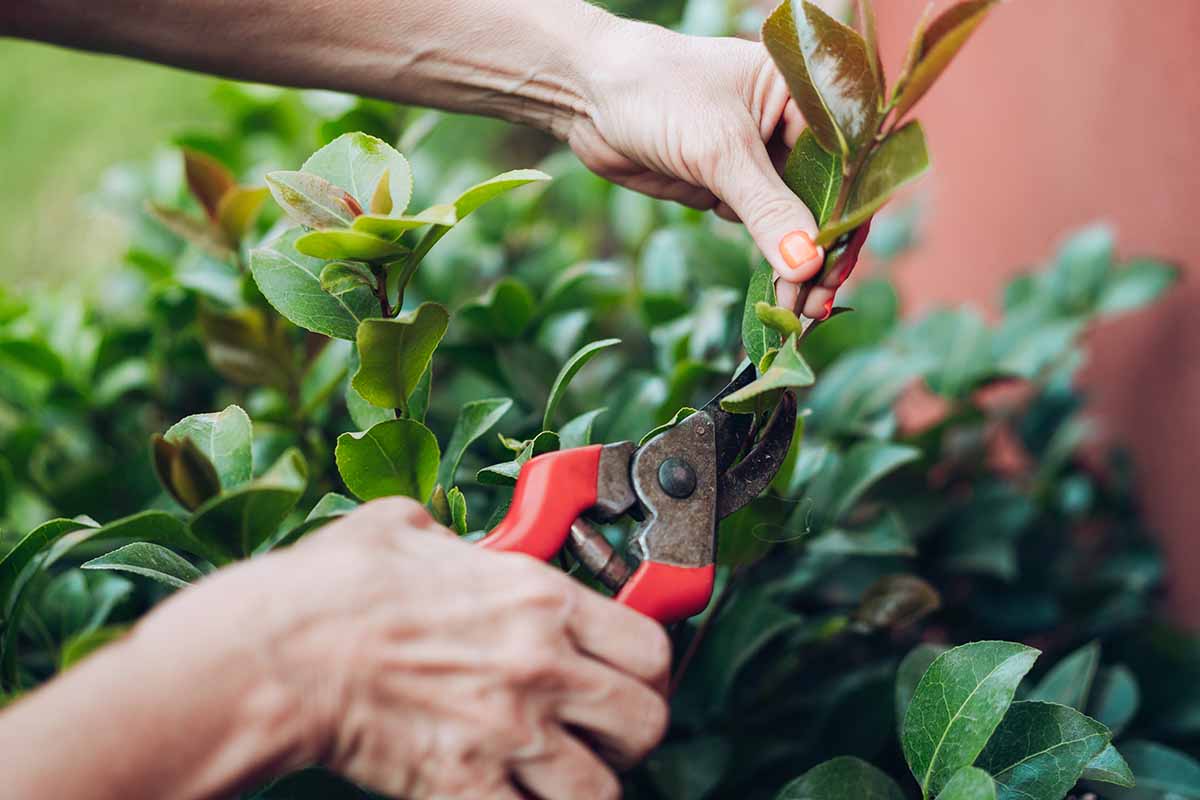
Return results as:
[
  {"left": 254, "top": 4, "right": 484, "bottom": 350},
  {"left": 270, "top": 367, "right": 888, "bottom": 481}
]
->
[{"left": 872, "top": 1, "right": 1200, "bottom": 626}]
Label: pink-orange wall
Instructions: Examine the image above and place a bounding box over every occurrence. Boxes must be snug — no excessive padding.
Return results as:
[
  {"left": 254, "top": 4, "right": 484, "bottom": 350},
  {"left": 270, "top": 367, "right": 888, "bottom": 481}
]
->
[{"left": 874, "top": 1, "right": 1200, "bottom": 626}]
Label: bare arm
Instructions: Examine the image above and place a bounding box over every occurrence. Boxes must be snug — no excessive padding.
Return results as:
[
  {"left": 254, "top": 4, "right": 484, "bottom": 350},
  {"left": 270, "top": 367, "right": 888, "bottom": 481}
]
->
[{"left": 3, "top": 0, "right": 829, "bottom": 307}]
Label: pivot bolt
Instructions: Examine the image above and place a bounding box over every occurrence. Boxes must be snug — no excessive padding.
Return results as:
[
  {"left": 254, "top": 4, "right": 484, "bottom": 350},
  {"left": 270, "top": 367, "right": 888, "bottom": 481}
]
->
[{"left": 658, "top": 457, "right": 696, "bottom": 498}]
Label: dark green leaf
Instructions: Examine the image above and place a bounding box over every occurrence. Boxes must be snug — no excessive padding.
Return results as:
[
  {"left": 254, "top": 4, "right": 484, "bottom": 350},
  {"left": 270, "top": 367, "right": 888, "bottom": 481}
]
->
[
  {"left": 299, "top": 339, "right": 353, "bottom": 418},
  {"left": 352, "top": 303, "right": 449, "bottom": 414},
  {"left": 82, "top": 543, "right": 203, "bottom": 590},
  {"left": 345, "top": 345, "right": 395, "bottom": 430},
  {"left": 250, "top": 228, "right": 379, "bottom": 340},
  {"left": 820, "top": 121, "right": 930, "bottom": 246},
  {"left": 437, "top": 398, "right": 513, "bottom": 489},
  {"left": 937, "top": 767, "right": 996, "bottom": 800},
  {"left": 265, "top": 170, "right": 358, "bottom": 229},
  {"left": 897, "top": 643, "right": 950, "bottom": 734},
  {"left": 1100, "top": 740, "right": 1200, "bottom": 800},
  {"left": 976, "top": 701, "right": 1111, "bottom": 800},
  {"left": 0, "top": 519, "right": 94, "bottom": 620},
  {"left": 1029, "top": 641, "right": 1100, "bottom": 709},
  {"left": 742, "top": 261, "right": 782, "bottom": 368},
  {"left": 1088, "top": 665, "right": 1140, "bottom": 737},
  {"left": 190, "top": 449, "right": 308, "bottom": 559},
  {"left": 1084, "top": 744, "right": 1136, "bottom": 788},
  {"left": 300, "top": 132, "right": 412, "bottom": 214},
  {"left": 543, "top": 339, "right": 620, "bottom": 430},
  {"left": 558, "top": 408, "right": 607, "bottom": 449},
  {"left": 460, "top": 278, "right": 536, "bottom": 340},
  {"left": 645, "top": 736, "right": 731, "bottom": 800},
  {"left": 776, "top": 755, "right": 906, "bottom": 800},
  {"left": 852, "top": 574, "right": 941, "bottom": 632},
  {"left": 828, "top": 441, "right": 920, "bottom": 520},
  {"left": 164, "top": 405, "right": 253, "bottom": 490},
  {"left": 335, "top": 419, "right": 440, "bottom": 502},
  {"left": 783, "top": 127, "right": 843, "bottom": 227},
  {"left": 893, "top": 1, "right": 997, "bottom": 122},
  {"left": 762, "top": 1, "right": 882, "bottom": 158},
  {"left": 901, "top": 640, "right": 1040, "bottom": 798}
]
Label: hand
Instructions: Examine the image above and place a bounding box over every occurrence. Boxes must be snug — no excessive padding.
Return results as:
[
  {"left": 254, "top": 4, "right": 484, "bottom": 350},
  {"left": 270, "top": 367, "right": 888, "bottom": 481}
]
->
[
  {"left": 570, "top": 17, "right": 831, "bottom": 317},
  {"left": 154, "top": 498, "right": 671, "bottom": 800}
]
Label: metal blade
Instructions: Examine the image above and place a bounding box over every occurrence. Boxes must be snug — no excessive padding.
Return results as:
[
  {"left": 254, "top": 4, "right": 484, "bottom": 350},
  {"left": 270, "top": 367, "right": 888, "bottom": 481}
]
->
[
  {"left": 716, "top": 390, "right": 797, "bottom": 519},
  {"left": 700, "top": 361, "right": 757, "bottom": 474}
]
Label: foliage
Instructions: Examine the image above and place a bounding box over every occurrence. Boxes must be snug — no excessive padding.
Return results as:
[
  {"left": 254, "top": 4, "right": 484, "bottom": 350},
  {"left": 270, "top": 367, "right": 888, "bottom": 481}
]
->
[{"left": 0, "top": 2, "right": 1196, "bottom": 799}]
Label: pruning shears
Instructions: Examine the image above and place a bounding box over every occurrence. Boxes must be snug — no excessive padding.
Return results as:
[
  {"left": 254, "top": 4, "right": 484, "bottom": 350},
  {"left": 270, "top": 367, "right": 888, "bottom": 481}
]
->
[{"left": 480, "top": 364, "right": 797, "bottom": 624}]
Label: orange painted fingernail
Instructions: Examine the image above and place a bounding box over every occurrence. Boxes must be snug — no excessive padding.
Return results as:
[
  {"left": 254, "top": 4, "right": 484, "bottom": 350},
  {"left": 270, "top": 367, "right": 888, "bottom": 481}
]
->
[
  {"left": 821, "top": 296, "right": 834, "bottom": 320},
  {"left": 779, "top": 230, "right": 819, "bottom": 270}
]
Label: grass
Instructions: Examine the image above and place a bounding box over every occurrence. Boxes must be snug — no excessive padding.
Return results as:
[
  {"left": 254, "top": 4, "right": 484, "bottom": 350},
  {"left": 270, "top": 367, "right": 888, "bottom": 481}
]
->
[{"left": 0, "top": 39, "right": 222, "bottom": 290}]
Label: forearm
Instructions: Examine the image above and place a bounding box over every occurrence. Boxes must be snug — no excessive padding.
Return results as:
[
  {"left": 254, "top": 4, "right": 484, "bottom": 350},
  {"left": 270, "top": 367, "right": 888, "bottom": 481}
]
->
[
  {"left": 0, "top": 560, "right": 313, "bottom": 800},
  {"left": 2, "top": 0, "right": 619, "bottom": 138}
]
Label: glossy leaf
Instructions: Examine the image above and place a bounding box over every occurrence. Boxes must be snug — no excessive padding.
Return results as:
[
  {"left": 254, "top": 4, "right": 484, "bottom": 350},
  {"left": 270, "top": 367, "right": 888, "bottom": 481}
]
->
[
  {"left": 217, "top": 185, "right": 269, "bottom": 243},
  {"left": 352, "top": 303, "right": 449, "bottom": 414},
  {"left": 1029, "top": 641, "right": 1100, "bottom": 709},
  {"left": 345, "top": 346, "right": 395, "bottom": 430},
  {"left": 558, "top": 408, "right": 607, "bottom": 449},
  {"left": 776, "top": 755, "right": 905, "bottom": 800},
  {"left": 250, "top": 228, "right": 380, "bottom": 340},
  {"left": 189, "top": 448, "right": 308, "bottom": 560},
  {"left": 1084, "top": 744, "right": 1136, "bottom": 788},
  {"left": 0, "top": 519, "right": 94, "bottom": 620},
  {"left": 477, "top": 431, "right": 559, "bottom": 486},
  {"left": 902, "top": 641, "right": 1040, "bottom": 798},
  {"left": 183, "top": 148, "right": 236, "bottom": 219},
  {"left": 742, "top": 261, "right": 782, "bottom": 368},
  {"left": 451, "top": 169, "right": 550, "bottom": 218},
  {"left": 897, "top": 643, "right": 950, "bottom": 734},
  {"left": 893, "top": 1, "right": 998, "bottom": 122},
  {"left": 319, "top": 261, "right": 376, "bottom": 296},
  {"left": 351, "top": 204, "right": 458, "bottom": 240},
  {"left": 976, "top": 701, "right": 1111, "bottom": 800},
  {"left": 265, "top": 171, "right": 358, "bottom": 229},
  {"left": 828, "top": 440, "right": 920, "bottom": 519},
  {"left": 437, "top": 398, "right": 513, "bottom": 489},
  {"left": 73, "top": 510, "right": 217, "bottom": 565},
  {"left": 300, "top": 132, "right": 413, "bottom": 215},
  {"left": 937, "top": 768, "right": 996, "bottom": 800},
  {"left": 1102, "top": 740, "right": 1200, "bottom": 799},
  {"left": 459, "top": 278, "right": 536, "bottom": 340},
  {"left": 542, "top": 338, "right": 620, "bottom": 430},
  {"left": 82, "top": 543, "right": 203, "bottom": 590},
  {"left": 335, "top": 418, "right": 440, "bottom": 502},
  {"left": 164, "top": 405, "right": 253, "bottom": 490},
  {"left": 721, "top": 334, "right": 815, "bottom": 414},
  {"left": 755, "top": 301, "right": 805, "bottom": 338},
  {"left": 783, "top": 127, "right": 843, "bottom": 227},
  {"left": 447, "top": 487, "right": 468, "bottom": 535},
  {"left": 820, "top": 121, "right": 930, "bottom": 246},
  {"left": 294, "top": 228, "right": 408, "bottom": 261},
  {"left": 1088, "top": 665, "right": 1140, "bottom": 736},
  {"left": 762, "top": 0, "right": 882, "bottom": 158}
]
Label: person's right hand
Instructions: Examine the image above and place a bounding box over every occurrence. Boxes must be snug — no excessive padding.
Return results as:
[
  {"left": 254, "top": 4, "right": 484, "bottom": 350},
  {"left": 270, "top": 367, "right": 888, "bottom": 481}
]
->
[{"left": 146, "top": 497, "right": 672, "bottom": 800}]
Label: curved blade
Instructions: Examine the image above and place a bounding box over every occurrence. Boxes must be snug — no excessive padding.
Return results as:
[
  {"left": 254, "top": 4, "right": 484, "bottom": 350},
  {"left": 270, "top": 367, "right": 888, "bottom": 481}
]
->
[
  {"left": 716, "top": 390, "right": 797, "bottom": 519},
  {"left": 701, "top": 361, "right": 757, "bottom": 474}
]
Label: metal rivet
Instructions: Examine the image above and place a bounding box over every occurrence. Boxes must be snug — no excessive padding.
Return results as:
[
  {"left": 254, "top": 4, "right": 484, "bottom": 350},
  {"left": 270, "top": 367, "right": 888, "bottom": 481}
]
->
[{"left": 658, "top": 457, "right": 696, "bottom": 498}]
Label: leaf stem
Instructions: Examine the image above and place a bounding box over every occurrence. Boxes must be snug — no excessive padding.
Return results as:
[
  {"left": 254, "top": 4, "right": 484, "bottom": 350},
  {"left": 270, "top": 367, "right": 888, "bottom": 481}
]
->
[{"left": 372, "top": 264, "right": 392, "bottom": 318}]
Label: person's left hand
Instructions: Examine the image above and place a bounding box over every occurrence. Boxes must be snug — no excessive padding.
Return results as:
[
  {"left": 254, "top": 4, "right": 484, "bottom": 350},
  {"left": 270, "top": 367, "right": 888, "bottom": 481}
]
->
[{"left": 568, "top": 17, "right": 832, "bottom": 317}]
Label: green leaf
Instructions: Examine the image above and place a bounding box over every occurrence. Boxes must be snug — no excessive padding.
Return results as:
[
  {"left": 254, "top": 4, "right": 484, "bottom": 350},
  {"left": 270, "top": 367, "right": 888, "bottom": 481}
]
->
[
  {"left": 352, "top": 303, "right": 449, "bottom": 414},
  {"left": 307, "top": 493, "right": 359, "bottom": 521},
  {"left": 742, "top": 261, "right": 782, "bottom": 368},
  {"left": 1084, "top": 744, "right": 1136, "bottom": 788},
  {"left": 299, "top": 339, "right": 353, "bottom": 418},
  {"left": 1098, "top": 259, "right": 1178, "bottom": 316},
  {"left": 542, "top": 339, "right": 621, "bottom": 430},
  {"left": 805, "top": 511, "right": 915, "bottom": 557},
  {"left": 901, "top": 641, "right": 1040, "bottom": 798},
  {"left": 645, "top": 736, "right": 731, "bottom": 800},
  {"left": 783, "top": 127, "right": 844, "bottom": 227},
  {"left": 197, "top": 306, "right": 296, "bottom": 393},
  {"left": 558, "top": 408, "right": 607, "bottom": 449},
  {"left": 1029, "top": 641, "right": 1100, "bottom": 709},
  {"left": 1088, "top": 665, "right": 1140, "bottom": 737},
  {"left": 451, "top": 169, "right": 550, "bottom": 218},
  {"left": 819, "top": 121, "right": 931, "bottom": 246},
  {"left": 164, "top": 405, "right": 253, "bottom": 490},
  {"left": 893, "top": 1, "right": 997, "bottom": 122},
  {"left": 776, "top": 756, "right": 906, "bottom": 800},
  {"left": 761, "top": 0, "right": 882, "bottom": 158},
  {"left": 639, "top": 407, "right": 697, "bottom": 447},
  {"left": 319, "top": 261, "right": 377, "bottom": 296},
  {"left": 351, "top": 204, "right": 458, "bottom": 239},
  {"left": 447, "top": 487, "right": 468, "bottom": 535},
  {"left": 902, "top": 308, "right": 993, "bottom": 397},
  {"left": 460, "top": 278, "right": 536, "bottom": 340},
  {"left": 720, "top": 334, "right": 814, "bottom": 414},
  {"left": 1101, "top": 740, "right": 1200, "bottom": 799},
  {"left": 82, "top": 543, "right": 203, "bottom": 590},
  {"left": 1050, "top": 224, "right": 1114, "bottom": 313},
  {"left": 437, "top": 398, "right": 513, "bottom": 489},
  {"left": 335, "top": 418, "right": 440, "bottom": 503},
  {"left": 60, "top": 625, "right": 127, "bottom": 671},
  {"left": 189, "top": 448, "right": 308, "bottom": 560},
  {"left": 897, "top": 643, "right": 950, "bottom": 735},
  {"left": 145, "top": 202, "right": 234, "bottom": 259},
  {"left": 75, "top": 509, "right": 217, "bottom": 564},
  {"left": 755, "top": 301, "right": 805, "bottom": 338},
  {"left": 345, "top": 345, "right": 396, "bottom": 430},
  {"left": 294, "top": 228, "right": 408, "bottom": 261},
  {"left": 976, "top": 701, "right": 1111, "bottom": 800},
  {"left": 250, "top": 228, "right": 380, "bottom": 340},
  {"left": 300, "top": 132, "right": 413, "bottom": 215},
  {"left": 937, "top": 768, "right": 996, "bottom": 800},
  {"left": 152, "top": 435, "right": 222, "bottom": 511},
  {"left": 852, "top": 574, "right": 941, "bottom": 632},
  {"left": 265, "top": 170, "right": 359, "bottom": 229},
  {"left": 828, "top": 440, "right": 920, "bottom": 520},
  {"left": 477, "top": 431, "right": 559, "bottom": 486},
  {"left": 216, "top": 185, "right": 268, "bottom": 243},
  {"left": 0, "top": 519, "right": 94, "bottom": 620}
]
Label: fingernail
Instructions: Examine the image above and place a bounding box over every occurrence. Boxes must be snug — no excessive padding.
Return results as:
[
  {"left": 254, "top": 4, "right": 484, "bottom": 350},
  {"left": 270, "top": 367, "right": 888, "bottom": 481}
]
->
[
  {"left": 821, "top": 296, "right": 834, "bottom": 320},
  {"left": 779, "top": 230, "right": 819, "bottom": 270}
]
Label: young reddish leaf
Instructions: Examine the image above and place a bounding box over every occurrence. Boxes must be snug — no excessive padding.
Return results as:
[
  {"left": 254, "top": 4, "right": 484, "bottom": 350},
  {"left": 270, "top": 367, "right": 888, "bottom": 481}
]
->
[
  {"left": 818, "top": 121, "right": 929, "bottom": 246},
  {"left": 342, "top": 192, "right": 365, "bottom": 217},
  {"left": 301, "top": 132, "right": 413, "bottom": 216},
  {"left": 893, "top": 0, "right": 997, "bottom": 122},
  {"left": 145, "top": 201, "right": 234, "bottom": 260},
  {"left": 265, "top": 171, "right": 358, "bottom": 229},
  {"left": 762, "top": 0, "right": 882, "bottom": 158},
  {"left": 182, "top": 148, "right": 236, "bottom": 220},
  {"left": 370, "top": 169, "right": 393, "bottom": 215},
  {"left": 216, "top": 185, "right": 268, "bottom": 244},
  {"left": 783, "top": 128, "right": 843, "bottom": 227},
  {"left": 856, "top": 0, "right": 885, "bottom": 102}
]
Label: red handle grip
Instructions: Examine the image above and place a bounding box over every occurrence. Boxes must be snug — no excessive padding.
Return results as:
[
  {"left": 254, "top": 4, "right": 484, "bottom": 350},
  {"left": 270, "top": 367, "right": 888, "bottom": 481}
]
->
[
  {"left": 616, "top": 561, "right": 715, "bottom": 624},
  {"left": 480, "top": 445, "right": 603, "bottom": 562}
]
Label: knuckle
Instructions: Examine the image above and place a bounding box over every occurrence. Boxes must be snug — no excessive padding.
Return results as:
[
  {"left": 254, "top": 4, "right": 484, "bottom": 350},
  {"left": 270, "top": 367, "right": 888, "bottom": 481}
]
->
[
  {"left": 588, "top": 766, "right": 621, "bottom": 800},
  {"left": 743, "top": 194, "right": 797, "bottom": 230},
  {"left": 636, "top": 693, "right": 671, "bottom": 754},
  {"left": 642, "top": 623, "right": 673, "bottom": 677}
]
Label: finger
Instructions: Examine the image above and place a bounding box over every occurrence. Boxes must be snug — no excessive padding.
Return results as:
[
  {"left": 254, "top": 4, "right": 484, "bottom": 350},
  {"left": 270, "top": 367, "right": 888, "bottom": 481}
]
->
[
  {"left": 512, "top": 726, "right": 620, "bottom": 800},
  {"left": 803, "top": 286, "right": 837, "bottom": 320},
  {"left": 712, "top": 141, "right": 824, "bottom": 284},
  {"left": 556, "top": 657, "right": 670, "bottom": 768},
  {"left": 714, "top": 202, "right": 739, "bottom": 223},
  {"left": 781, "top": 101, "right": 806, "bottom": 149},
  {"left": 620, "top": 172, "right": 718, "bottom": 211},
  {"left": 774, "top": 278, "right": 801, "bottom": 313},
  {"left": 565, "top": 587, "right": 672, "bottom": 690}
]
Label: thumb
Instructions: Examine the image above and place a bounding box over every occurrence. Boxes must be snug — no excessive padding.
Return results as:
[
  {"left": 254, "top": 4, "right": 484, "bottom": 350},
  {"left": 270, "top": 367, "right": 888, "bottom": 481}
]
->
[{"left": 715, "top": 143, "right": 824, "bottom": 286}]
